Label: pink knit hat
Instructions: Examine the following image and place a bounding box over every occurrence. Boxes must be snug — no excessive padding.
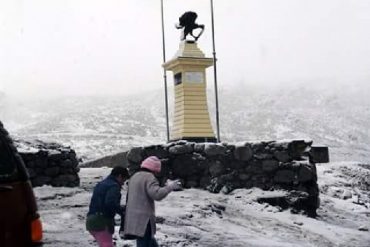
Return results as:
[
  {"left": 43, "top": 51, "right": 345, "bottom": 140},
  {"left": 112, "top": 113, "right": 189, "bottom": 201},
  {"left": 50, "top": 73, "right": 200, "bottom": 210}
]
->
[{"left": 141, "top": 156, "right": 161, "bottom": 173}]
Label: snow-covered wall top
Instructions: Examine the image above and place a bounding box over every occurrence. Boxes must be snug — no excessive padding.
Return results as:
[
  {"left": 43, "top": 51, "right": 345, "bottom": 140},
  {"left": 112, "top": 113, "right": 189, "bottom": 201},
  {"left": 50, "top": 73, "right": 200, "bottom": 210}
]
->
[{"left": 17, "top": 140, "right": 80, "bottom": 187}]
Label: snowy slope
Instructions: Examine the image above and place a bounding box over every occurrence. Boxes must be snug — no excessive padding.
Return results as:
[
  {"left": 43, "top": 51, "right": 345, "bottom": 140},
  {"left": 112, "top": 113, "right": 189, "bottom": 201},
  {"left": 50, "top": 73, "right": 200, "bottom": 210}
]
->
[
  {"left": 1, "top": 83, "right": 370, "bottom": 162},
  {"left": 34, "top": 162, "right": 370, "bottom": 247}
]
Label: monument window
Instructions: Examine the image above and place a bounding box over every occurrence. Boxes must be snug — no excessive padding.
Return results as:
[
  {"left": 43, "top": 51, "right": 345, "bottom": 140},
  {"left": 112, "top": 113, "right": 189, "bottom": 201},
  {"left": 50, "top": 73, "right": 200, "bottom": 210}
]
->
[{"left": 174, "top": 73, "right": 182, "bottom": 85}]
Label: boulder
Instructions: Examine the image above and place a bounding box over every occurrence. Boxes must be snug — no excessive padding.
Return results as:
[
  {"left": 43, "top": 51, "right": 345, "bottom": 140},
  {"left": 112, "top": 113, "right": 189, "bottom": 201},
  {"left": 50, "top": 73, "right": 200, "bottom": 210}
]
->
[
  {"left": 233, "top": 145, "right": 253, "bottom": 161},
  {"left": 262, "top": 160, "right": 279, "bottom": 172},
  {"left": 298, "top": 164, "right": 314, "bottom": 182},
  {"left": 168, "top": 143, "right": 194, "bottom": 155},
  {"left": 204, "top": 143, "right": 226, "bottom": 156},
  {"left": 144, "top": 145, "right": 169, "bottom": 159},
  {"left": 44, "top": 167, "right": 60, "bottom": 177},
  {"left": 274, "top": 151, "right": 291, "bottom": 162},
  {"left": 274, "top": 170, "right": 296, "bottom": 184},
  {"left": 208, "top": 160, "right": 225, "bottom": 177},
  {"left": 127, "top": 147, "right": 143, "bottom": 163}
]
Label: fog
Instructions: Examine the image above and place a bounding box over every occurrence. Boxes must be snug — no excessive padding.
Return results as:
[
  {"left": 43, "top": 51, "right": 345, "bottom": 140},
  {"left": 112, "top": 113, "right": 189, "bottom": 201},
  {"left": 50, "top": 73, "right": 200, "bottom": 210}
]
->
[{"left": 0, "top": 0, "right": 369, "bottom": 98}]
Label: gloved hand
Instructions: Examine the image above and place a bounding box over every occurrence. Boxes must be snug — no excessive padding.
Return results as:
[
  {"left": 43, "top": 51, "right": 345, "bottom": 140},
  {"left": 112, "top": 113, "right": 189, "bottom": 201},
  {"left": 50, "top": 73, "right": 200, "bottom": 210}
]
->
[{"left": 166, "top": 179, "right": 182, "bottom": 191}]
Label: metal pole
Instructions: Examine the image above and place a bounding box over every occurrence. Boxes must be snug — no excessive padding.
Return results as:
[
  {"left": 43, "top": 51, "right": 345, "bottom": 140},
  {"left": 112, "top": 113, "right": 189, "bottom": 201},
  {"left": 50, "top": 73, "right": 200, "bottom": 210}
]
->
[
  {"left": 161, "top": 0, "right": 170, "bottom": 142},
  {"left": 210, "top": 0, "right": 221, "bottom": 142}
]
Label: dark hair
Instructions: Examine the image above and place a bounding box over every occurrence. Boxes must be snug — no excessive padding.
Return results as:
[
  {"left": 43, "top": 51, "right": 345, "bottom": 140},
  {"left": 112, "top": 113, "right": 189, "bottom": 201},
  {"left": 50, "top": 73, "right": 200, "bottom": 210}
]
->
[{"left": 110, "top": 166, "right": 129, "bottom": 179}]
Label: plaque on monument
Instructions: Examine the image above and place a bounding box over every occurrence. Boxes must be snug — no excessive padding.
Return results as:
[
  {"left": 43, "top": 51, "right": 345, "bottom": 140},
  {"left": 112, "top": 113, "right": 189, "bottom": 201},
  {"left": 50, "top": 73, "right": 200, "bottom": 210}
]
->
[{"left": 184, "top": 72, "right": 204, "bottom": 84}]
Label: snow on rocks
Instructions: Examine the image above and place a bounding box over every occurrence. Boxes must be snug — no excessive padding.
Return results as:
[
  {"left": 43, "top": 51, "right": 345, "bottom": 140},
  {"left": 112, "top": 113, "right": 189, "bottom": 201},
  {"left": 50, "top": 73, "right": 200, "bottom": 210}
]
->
[{"left": 15, "top": 139, "right": 80, "bottom": 187}]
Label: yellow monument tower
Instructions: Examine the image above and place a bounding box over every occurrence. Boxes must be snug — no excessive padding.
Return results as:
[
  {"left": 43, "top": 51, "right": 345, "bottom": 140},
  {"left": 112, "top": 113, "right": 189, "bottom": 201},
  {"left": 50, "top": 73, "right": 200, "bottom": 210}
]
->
[{"left": 163, "top": 40, "right": 216, "bottom": 142}]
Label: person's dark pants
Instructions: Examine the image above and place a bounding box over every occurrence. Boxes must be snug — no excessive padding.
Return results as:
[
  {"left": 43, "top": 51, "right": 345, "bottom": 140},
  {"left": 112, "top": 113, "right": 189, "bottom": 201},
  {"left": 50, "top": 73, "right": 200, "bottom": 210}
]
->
[{"left": 136, "top": 223, "right": 158, "bottom": 247}]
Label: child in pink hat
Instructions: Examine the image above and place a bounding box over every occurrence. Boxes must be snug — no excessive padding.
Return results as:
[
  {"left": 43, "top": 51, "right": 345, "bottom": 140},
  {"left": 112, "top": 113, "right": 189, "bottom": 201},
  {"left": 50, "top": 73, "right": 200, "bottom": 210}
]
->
[{"left": 123, "top": 156, "right": 181, "bottom": 246}]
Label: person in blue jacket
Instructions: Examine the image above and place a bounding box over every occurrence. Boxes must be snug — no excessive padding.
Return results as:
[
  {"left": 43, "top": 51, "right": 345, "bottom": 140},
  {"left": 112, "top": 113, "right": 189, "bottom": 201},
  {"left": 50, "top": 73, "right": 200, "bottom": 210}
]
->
[{"left": 86, "top": 166, "right": 129, "bottom": 247}]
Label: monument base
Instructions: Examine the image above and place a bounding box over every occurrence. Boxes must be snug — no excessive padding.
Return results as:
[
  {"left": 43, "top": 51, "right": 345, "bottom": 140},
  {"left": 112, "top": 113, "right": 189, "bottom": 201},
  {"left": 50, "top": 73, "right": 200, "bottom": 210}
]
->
[{"left": 170, "top": 137, "right": 217, "bottom": 143}]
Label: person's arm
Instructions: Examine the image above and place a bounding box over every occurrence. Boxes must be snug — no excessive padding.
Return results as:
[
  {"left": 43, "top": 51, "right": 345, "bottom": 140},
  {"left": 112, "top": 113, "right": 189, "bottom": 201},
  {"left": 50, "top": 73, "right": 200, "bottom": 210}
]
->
[
  {"left": 104, "top": 185, "right": 123, "bottom": 216},
  {"left": 145, "top": 176, "right": 179, "bottom": 201}
]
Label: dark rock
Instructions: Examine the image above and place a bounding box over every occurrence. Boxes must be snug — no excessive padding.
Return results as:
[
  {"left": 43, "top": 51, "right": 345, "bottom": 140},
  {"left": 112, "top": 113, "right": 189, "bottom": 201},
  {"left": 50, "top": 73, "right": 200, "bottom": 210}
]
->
[
  {"left": 204, "top": 144, "right": 226, "bottom": 156},
  {"left": 199, "top": 175, "right": 211, "bottom": 189},
  {"left": 61, "top": 159, "right": 73, "bottom": 168},
  {"left": 309, "top": 146, "right": 329, "bottom": 163},
  {"left": 32, "top": 176, "right": 52, "bottom": 187},
  {"left": 44, "top": 167, "right": 60, "bottom": 177},
  {"left": 127, "top": 147, "right": 143, "bottom": 163},
  {"left": 52, "top": 174, "right": 79, "bottom": 187},
  {"left": 208, "top": 160, "right": 225, "bottom": 177},
  {"left": 262, "top": 160, "right": 279, "bottom": 172},
  {"left": 169, "top": 144, "right": 194, "bottom": 155},
  {"left": 274, "top": 151, "right": 291, "bottom": 162},
  {"left": 185, "top": 180, "right": 199, "bottom": 188},
  {"left": 219, "top": 171, "right": 237, "bottom": 182},
  {"left": 221, "top": 184, "right": 234, "bottom": 195},
  {"left": 238, "top": 173, "right": 250, "bottom": 181},
  {"left": 274, "top": 170, "right": 296, "bottom": 183},
  {"left": 127, "top": 161, "right": 141, "bottom": 174},
  {"left": 26, "top": 160, "right": 36, "bottom": 168},
  {"left": 251, "top": 142, "right": 266, "bottom": 152},
  {"left": 298, "top": 164, "right": 314, "bottom": 182},
  {"left": 358, "top": 226, "right": 368, "bottom": 232},
  {"left": 144, "top": 146, "right": 169, "bottom": 159},
  {"left": 27, "top": 168, "right": 37, "bottom": 178},
  {"left": 194, "top": 143, "right": 205, "bottom": 153},
  {"left": 210, "top": 204, "right": 226, "bottom": 214},
  {"left": 48, "top": 150, "right": 63, "bottom": 161},
  {"left": 207, "top": 177, "right": 225, "bottom": 193},
  {"left": 257, "top": 196, "right": 289, "bottom": 209},
  {"left": 245, "top": 160, "right": 263, "bottom": 174},
  {"left": 229, "top": 160, "right": 246, "bottom": 169},
  {"left": 234, "top": 145, "right": 253, "bottom": 161},
  {"left": 35, "top": 158, "right": 48, "bottom": 168},
  {"left": 288, "top": 140, "right": 312, "bottom": 159},
  {"left": 155, "top": 216, "right": 166, "bottom": 224},
  {"left": 171, "top": 154, "right": 199, "bottom": 177},
  {"left": 254, "top": 153, "right": 273, "bottom": 160}
]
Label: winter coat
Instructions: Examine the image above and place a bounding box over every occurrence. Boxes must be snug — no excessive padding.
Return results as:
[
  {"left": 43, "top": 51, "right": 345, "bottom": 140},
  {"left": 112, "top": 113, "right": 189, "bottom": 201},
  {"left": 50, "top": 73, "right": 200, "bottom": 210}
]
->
[
  {"left": 124, "top": 170, "right": 172, "bottom": 238},
  {"left": 86, "top": 175, "right": 123, "bottom": 233}
]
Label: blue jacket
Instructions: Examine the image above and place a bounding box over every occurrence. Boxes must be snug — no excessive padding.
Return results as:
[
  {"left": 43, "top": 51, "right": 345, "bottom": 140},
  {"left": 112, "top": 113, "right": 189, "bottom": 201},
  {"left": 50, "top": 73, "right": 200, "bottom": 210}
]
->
[{"left": 87, "top": 175, "right": 123, "bottom": 219}]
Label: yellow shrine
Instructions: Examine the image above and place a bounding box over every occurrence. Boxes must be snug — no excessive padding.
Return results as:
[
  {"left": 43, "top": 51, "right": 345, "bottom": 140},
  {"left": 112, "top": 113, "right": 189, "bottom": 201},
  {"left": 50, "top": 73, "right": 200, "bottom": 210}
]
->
[{"left": 163, "top": 41, "right": 216, "bottom": 142}]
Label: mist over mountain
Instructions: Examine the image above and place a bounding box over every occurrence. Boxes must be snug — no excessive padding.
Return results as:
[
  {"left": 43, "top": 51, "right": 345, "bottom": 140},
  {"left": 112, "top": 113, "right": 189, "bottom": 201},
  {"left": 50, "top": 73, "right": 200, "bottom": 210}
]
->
[{"left": 0, "top": 83, "right": 369, "bottom": 162}]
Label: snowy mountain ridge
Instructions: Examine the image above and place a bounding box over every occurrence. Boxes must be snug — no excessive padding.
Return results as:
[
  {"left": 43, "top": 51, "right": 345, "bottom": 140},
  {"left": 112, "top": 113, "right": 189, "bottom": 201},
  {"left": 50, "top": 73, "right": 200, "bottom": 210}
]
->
[{"left": 0, "top": 83, "right": 369, "bottom": 162}]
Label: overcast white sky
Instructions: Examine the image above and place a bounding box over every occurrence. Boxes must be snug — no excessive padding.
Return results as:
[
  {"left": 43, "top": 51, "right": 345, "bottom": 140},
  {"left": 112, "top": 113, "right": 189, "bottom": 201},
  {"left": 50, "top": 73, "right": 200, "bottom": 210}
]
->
[{"left": 0, "top": 0, "right": 369, "bottom": 97}]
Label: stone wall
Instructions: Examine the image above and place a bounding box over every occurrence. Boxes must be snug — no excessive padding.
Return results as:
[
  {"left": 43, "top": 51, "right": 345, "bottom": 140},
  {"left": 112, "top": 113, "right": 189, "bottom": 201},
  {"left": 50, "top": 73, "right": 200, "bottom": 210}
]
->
[
  {"left": 16, "top": 140, "right": 80, "bottom": 187},
  {"left": 127, "top": 140, "right": 329, "bottom": 217}
]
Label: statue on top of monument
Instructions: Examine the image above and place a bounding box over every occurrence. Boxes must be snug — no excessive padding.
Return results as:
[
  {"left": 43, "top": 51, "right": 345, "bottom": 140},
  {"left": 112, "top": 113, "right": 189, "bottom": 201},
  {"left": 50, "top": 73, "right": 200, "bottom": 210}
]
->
[{"left": 176, "top": 11, "right": 205, "bottom": 42}]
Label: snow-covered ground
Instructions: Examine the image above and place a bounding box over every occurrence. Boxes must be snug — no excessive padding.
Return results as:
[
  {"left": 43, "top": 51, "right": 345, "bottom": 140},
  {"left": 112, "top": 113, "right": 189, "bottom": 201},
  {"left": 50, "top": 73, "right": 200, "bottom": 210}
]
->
[{"left": 34, "top": 162, "right": 370, "bottom": 247}]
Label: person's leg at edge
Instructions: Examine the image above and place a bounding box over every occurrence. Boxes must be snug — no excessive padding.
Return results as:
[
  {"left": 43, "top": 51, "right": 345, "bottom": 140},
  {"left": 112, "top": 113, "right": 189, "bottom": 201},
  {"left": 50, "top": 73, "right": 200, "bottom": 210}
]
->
[
  {"left": 150, "top": 237, "right": 159, "bottom": 247},
  {"left": 90, "top": 230, "right": 114, "bottom": 247},
  {"left": 137, "top": 222, "right": 158, "bottom": 247}
]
